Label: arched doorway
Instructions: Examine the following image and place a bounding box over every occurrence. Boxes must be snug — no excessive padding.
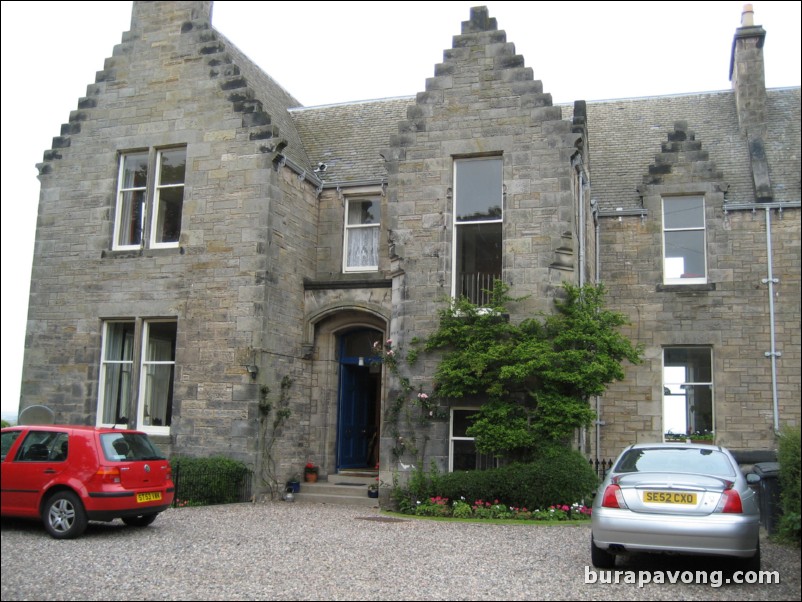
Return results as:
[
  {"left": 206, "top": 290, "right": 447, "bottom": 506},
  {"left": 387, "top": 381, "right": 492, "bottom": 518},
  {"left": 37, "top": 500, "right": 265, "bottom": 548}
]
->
[{"left": 337, "top": 328, "right": 382, "bottom": 470}]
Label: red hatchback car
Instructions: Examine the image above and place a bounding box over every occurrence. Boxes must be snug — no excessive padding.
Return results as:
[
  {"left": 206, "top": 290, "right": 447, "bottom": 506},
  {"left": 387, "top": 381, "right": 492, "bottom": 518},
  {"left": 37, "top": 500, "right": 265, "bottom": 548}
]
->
[{"left": 1, "top": 425, "right": 174, "bottom": 538}]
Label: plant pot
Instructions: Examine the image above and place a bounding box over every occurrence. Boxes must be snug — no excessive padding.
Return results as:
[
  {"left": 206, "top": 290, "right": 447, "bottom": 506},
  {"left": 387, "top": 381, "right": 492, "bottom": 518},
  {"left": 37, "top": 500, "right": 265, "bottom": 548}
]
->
[
  {"left": 304, "top": 472, "right": 318, "bottom": 483},
  {"left": 367, "top": 489, "right": 379, "bottom": 499}
]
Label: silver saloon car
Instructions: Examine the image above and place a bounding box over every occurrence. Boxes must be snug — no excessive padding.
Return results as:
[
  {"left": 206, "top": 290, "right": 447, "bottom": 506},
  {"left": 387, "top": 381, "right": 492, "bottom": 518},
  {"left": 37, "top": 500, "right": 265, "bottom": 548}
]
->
[{"left": 591, "top": 443, "right": 761, "bottom": 570}]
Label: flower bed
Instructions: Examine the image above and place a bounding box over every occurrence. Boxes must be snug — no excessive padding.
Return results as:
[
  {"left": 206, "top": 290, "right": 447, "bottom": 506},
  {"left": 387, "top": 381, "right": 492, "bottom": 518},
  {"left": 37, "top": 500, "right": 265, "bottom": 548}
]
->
[{"left": 410, "top": 496, "right": 591, "bottom": 521}]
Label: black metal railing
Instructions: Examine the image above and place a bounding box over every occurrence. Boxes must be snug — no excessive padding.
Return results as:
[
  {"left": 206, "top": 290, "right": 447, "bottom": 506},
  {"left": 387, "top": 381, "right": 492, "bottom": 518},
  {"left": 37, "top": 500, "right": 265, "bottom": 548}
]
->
[
  {"left": 589, "top": 457, "right": 613, "bottom": 480},
  {"left": 172, "top": 464, "right": 253, "bottom": 507}
]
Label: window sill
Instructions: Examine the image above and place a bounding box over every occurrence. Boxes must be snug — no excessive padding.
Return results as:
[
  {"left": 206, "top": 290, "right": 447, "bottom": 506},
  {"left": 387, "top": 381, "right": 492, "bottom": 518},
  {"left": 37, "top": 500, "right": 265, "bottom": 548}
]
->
[
  {"left": 656, "top": 282, "right": 716, "bottom": 293},
  {"left": 304, "top": 275, "right": 391, "bottom": 290},
  {"left": 102, "top": 247, "right": 185, "bottom": 259}
]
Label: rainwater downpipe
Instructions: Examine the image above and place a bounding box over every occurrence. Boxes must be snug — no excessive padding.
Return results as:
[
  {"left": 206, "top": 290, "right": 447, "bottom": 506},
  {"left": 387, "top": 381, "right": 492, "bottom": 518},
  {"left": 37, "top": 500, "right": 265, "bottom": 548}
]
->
[
  {"left": 763, "top": 207, "right": 780, "bottom": 433},
  {"left": 590, "top": 198, "right": 602, "bottom": 459},
  {"left": 578, "top": 172, "right": 586, "bottom": 287}
]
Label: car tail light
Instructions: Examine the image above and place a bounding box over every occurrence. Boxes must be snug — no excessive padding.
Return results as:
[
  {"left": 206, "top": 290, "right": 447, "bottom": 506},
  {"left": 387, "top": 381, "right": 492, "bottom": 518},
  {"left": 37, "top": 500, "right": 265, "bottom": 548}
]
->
[
  {"left": 716, "top": 488, "right": 743, "bottom": 513},
  {"left": 601, "top": 484, "right": 628, "bottom": 509},
  {"left": 94, "top": 466, "right": 122, "bottom": 484}
]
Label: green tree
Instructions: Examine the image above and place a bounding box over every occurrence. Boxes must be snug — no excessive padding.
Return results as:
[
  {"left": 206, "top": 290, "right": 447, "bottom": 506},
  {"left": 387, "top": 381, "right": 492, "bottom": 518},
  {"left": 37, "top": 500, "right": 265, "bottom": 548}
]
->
[{"left": 425, "top": 281, "right": 642, "bottom": 458}]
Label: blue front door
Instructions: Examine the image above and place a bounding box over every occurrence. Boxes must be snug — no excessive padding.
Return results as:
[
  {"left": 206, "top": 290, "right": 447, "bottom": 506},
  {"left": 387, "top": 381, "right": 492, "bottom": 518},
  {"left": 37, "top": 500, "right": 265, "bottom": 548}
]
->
[
  {"left": 338, "top": 364, "right": 370, "bottom": 468},
  {"left": 337, "top": 330, "right": 381, "bottom": 470}
]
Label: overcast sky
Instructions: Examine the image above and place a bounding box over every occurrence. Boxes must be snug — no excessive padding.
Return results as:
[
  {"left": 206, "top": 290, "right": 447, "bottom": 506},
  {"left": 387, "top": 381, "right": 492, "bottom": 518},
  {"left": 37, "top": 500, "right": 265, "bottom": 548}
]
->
[{"left": 1, "top": 1, "right": 800, "bottom": 417}]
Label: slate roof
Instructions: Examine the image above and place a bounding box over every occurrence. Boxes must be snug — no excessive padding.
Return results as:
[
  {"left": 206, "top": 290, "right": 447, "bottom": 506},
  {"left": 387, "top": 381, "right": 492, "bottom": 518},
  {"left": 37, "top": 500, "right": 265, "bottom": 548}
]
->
[
  {"left": 566, "top": 87, "right": 801, "bottom": 212},
  {"left": 290, "top": 97, "right": 414, "bottom": 185},
  {"left": 284, "top": 79, "right": 798, "bottom": 209}
]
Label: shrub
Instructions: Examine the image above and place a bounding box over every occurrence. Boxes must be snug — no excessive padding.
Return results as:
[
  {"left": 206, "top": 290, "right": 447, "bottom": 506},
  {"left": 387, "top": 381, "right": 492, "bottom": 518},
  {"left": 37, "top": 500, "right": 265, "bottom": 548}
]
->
[
  {"left": 171, "top": 456, "right": 252, "bottom": 507},
  {"left": 777, "top": 426, "right": 801, "bottom": 546},
  {"left": 436, "top": 446, "right": 598, "bottom": 510},
  {"left": 394, "top": 446, "right": 598, "bottom": 515},
  {"left": 451, "top": 499, "right": 473, "bottom": 519}
]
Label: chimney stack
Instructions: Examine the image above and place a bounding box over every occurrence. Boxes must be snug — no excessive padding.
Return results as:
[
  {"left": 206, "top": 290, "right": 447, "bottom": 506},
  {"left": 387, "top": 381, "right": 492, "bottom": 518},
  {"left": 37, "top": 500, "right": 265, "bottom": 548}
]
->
[{"left": 729, "top": 4, "right": 772, "bottom": 202}]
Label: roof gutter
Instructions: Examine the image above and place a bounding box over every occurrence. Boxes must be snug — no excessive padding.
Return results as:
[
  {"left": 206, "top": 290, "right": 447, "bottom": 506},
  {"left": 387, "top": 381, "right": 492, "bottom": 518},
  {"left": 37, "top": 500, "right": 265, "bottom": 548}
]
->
[
  {"left": 274, "top": 154, "right": 323, "bottom": 189},
  {"left": 319, "top": 179, "right": 387, "bottom": 190}
]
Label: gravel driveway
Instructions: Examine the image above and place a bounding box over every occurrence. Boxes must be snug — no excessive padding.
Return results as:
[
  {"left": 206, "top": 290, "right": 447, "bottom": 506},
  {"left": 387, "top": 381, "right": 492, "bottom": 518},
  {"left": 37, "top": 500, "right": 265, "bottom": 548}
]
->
[{"left": 2, "top": 502, "right": 799, "bottom": 601}]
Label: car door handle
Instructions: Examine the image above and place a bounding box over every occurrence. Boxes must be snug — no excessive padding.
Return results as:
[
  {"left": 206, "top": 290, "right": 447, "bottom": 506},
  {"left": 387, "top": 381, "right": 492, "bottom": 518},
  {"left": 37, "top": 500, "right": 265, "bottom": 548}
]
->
[{"left": 43, "top": 469, "right": 57, "bottom": 474}]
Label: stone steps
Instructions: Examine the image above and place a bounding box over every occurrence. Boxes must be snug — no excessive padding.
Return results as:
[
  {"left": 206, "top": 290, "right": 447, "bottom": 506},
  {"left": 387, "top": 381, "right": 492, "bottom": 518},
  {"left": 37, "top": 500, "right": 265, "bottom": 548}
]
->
[{"left": 290, "top": 472, "right": 379, "bottom": 507}]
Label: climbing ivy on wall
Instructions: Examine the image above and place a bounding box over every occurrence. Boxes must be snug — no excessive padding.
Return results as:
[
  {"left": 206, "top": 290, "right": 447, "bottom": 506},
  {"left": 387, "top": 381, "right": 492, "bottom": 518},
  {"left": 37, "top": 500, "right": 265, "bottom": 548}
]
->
[
  {"left": 424, "top": 281, "right": 643, "bottom": 460},
  {"left": 258, "top": 375, "right": 293, "bottom": 499},
  {"left": 377, "top": 280, "right": 642, "bottom": 466}
]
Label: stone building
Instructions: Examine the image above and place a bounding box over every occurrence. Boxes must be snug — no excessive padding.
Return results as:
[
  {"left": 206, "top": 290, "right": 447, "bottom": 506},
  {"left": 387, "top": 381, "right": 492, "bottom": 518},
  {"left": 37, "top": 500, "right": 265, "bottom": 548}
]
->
[{"left": 20, "top": 2, "right": 800, "bottom": 491}]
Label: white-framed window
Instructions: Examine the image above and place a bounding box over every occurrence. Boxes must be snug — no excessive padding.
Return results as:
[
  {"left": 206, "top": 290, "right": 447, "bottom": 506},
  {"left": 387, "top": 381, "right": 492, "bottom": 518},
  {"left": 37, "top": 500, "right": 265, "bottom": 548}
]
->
[
  {"left": 453, "top": 157, "right": 503, "bottom": 305},
  {"left": 113, "top": 147, "right": 186, "bottom": 250},
  {"left": 662, "top": 195, "right": 706, "bottom": 284},
  {"left": 98, "top": 321, "right": 136, "bottom": 426},
  {"left": 662, "top": 347, "right": 714, "bottom": 439},
  {"left": 449, "top": 408, "right": 497, "bottom": 471},
  {"left": 137, "top": 321, "right": 176, "bottom": 434},
  {"left": 97, "top": 319, "right": 176, "bottom": 435},
  {"left": 150, "top": 148, "right": 186, "bottom": 248},
  {"left": 343, "top": 196, "right": 381, "bottom": 272}
]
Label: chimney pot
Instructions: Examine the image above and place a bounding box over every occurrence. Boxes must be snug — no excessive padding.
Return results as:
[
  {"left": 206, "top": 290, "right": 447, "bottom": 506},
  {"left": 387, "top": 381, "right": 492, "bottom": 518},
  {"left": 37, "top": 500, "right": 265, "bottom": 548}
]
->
[{"left": 741, "top": 4, "right": 755, "bottom": 27}]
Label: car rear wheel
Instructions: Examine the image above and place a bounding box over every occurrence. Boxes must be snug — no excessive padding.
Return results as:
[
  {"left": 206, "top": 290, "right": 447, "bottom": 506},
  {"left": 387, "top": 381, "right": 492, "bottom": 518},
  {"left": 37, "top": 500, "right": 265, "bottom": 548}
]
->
[
  {"left": 43, "top": 491, "right": 88, "bottom": 539},
  {"left": 591, "top": 535, "right": 616, "bottom": 568},
  {"left": 122, "top": 513, "right": 158, "bottom": 527}
]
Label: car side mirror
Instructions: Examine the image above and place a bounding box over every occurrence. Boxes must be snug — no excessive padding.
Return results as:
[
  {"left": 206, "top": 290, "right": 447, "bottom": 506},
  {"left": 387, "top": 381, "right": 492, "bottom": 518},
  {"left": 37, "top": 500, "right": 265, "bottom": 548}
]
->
[{"left": 746, "top": 473, "right": 761, "bottom": 485}]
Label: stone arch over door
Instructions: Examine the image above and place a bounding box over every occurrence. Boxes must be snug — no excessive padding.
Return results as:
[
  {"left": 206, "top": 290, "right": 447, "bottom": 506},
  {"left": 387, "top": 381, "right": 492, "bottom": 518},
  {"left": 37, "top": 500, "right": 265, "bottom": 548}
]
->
[{"left": 305, "top": 306, "right": 388, "bottom": 475}]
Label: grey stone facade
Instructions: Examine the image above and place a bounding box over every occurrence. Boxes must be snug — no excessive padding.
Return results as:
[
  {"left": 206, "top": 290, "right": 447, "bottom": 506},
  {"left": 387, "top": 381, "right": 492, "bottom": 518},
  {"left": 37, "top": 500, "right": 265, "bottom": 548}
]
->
[{"left": 20, "top": 2, "right": 800, "bottom": 490}]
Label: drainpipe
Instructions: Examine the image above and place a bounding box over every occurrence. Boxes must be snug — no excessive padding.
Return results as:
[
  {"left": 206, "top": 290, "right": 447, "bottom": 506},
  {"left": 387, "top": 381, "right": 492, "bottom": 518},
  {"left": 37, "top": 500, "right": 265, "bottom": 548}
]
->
[
  {"left": 590, "top": 198, "right": 602, "bottom": 458},
  {"left": 578, "top": 172, "right": 586, "bottom": 287},
  {"left": 592, "top": 199, "right": 600, "bottom": 285},
  {"left": 762, "top": 207, "right": 781, "bottom": 433}
]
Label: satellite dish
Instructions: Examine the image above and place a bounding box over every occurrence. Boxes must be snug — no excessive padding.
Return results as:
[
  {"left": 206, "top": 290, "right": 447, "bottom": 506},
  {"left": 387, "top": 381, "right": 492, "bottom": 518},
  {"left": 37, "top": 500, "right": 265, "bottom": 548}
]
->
[{"left": 17, "top": 405, "right": 55, "bottom": 425}]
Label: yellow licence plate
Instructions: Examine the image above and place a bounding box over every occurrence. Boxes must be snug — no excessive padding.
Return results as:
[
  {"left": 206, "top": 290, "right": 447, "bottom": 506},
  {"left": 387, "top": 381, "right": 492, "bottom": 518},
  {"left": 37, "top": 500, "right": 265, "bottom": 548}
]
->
[
  {"left": 136, "top": 492, "right": 162, "bottom": 503},
  {"left": 643, "top": 491, "right": 697, "bottom": 504}
]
